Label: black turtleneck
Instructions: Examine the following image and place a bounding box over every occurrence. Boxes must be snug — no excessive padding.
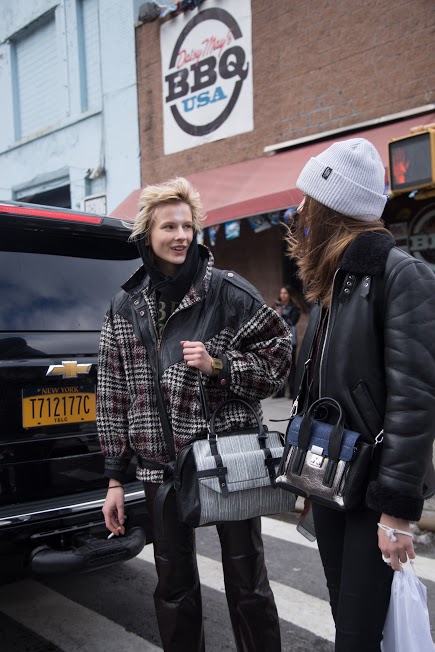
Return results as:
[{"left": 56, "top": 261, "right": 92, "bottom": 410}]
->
[{"left": 136, "top": 238, "right": 201, "bottom": 337}]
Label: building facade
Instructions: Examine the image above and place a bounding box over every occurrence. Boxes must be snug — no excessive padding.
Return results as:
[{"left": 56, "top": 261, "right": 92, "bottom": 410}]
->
[
  {"left": 0, "top": 0, "right": 143, "bottom": 213},
  {"left": 115, "top": 0, "right": 434, "bottom": 307}
]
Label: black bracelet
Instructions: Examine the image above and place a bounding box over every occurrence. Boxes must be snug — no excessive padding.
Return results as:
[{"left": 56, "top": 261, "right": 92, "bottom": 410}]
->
[{"left": 107, "top": 484, "right": 124, "bottom": 490}]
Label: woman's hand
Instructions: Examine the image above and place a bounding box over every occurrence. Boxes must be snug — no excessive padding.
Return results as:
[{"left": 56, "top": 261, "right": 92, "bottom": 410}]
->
[
  {"left": 182, "top": 340, "right": 213, "bottom": 376},
  {"left": 102, "top": 482, "right": 126, "bottom": 536},
  {"left": 377, "top": 514, "right": 415, "bottom": 571}
]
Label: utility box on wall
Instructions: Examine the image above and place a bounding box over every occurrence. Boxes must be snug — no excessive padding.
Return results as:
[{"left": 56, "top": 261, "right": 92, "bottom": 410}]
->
[
  {"left": 83, "top": 194, "right": 107, "bottom": 215},
  {"left": 83, "top": 195, "right": 107, "bottom": 215}
]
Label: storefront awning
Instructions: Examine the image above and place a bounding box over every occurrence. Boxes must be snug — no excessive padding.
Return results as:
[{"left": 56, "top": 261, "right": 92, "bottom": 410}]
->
[{"left": 111, "top": 113, "right": 435, "bottom": 227}]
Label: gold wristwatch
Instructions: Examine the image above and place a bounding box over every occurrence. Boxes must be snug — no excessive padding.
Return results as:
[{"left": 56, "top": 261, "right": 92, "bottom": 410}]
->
[{"left": 209, "top": 357, "right": 223, "bottom": 378}]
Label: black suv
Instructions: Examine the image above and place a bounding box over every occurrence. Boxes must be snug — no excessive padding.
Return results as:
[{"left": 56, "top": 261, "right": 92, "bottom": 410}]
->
[{"left": 0, "top": 200, "right": 151, "bottom": 583}]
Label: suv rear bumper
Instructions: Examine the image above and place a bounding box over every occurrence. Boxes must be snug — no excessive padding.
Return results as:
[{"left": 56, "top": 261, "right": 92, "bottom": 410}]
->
[
  {"left": 30, "top": 525, "right": 147, "bottom": 575},
  {"left": 0, "top": 482, "right": 151, "bottom": 580}
]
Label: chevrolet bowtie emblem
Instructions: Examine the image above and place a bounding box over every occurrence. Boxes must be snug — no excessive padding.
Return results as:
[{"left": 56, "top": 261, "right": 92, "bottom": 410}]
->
[{"left": 46, "top": 361, "right": 92, "bottom": 378}]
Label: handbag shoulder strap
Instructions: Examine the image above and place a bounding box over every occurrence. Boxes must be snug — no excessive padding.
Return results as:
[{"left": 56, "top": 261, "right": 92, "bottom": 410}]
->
[
  {"left": 291, "top": 307, "right": 326, "bottom": 417},
  {"left": 196, "top": 268, "right": 225, "bottom": 424},
  {"left": 154, "top": 373, "right": 177, "bottom": 461},
  {"left": 135, "top": 312, "right": 176, "bottom": 462}
]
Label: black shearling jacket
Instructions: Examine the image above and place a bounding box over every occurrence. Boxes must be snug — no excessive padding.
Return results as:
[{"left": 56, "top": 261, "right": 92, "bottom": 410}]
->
[{"left": 294, "top": 231, "right": 435, "bottom": 521}]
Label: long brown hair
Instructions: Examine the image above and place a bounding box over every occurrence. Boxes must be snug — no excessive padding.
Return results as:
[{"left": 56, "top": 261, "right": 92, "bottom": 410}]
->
[{"left": 286, "top": 196, "right": 390, "bottom": 306}]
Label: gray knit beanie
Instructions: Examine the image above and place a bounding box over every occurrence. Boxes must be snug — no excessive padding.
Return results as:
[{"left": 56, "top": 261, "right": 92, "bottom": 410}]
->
[{"left": 296, "top": 138, "right": 387, "bottom": 221}]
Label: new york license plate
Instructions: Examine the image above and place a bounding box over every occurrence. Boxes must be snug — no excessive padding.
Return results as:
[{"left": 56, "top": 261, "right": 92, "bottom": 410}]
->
[{"left": 22, "top": 385, "right": 96, "bottom": 428}]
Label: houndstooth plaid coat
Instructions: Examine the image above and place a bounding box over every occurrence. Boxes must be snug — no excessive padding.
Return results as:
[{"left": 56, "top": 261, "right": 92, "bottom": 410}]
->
[{"left": 97, "top": 248, "right": 292, "bottom": 483}]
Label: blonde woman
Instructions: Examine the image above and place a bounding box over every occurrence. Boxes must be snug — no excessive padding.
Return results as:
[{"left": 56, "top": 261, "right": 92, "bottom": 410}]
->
[
  {"left": 97, "top": 177, "right": 292, "bottom": 651},
  {"left": 286, "top": 139, "right": 435, "bottom": 651}
]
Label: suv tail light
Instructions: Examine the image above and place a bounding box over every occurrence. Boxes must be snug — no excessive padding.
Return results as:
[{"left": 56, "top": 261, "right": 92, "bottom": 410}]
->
[{"left": 0, "top": 203, "right": 103, "bottom": 225}]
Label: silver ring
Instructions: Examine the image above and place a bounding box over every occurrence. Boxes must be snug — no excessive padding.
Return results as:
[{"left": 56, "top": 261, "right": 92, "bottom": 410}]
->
[{"left": 382, "top": 555, "right": 391, "bottom": 564}]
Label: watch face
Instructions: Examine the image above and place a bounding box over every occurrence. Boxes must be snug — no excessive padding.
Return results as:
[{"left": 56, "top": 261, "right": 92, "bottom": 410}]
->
[{"left": 212, "top": 358, "right": 223, "bottom": 371}]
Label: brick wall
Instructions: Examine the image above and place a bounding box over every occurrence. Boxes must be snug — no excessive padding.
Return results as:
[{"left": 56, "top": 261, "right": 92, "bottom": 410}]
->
[
  {"left": 136, "top": 0, "right": 435, "bottom": 182},
  {"left": 134, "top": 0, "right": 434, "bottom": 303}
]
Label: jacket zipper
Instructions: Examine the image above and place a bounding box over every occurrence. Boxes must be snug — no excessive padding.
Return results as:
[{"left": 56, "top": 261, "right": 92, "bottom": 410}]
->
[
  {"left": 146, "top": 298, "right": 200, "bottom": 381},
  {"left": 139, "top": 299, "right": 191, "bottom": 461},
  {"left": 153, "top": 307, "right": 175, "bottom": 380}
]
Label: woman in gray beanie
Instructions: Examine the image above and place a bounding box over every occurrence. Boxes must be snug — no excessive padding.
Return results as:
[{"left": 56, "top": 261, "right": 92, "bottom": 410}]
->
[{"left": 286, "top": 137, "right": 435, "bottom": 651}]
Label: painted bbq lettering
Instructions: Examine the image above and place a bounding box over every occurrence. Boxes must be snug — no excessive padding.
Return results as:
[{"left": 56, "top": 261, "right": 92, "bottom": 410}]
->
[
  {"left": 166, "top": 47, "right": 248, "bottom": 109},
  {"left": 175, "top": 31, "right": 234, "bottom": 67},
  {"left": 163, "top": 7, "right": 251, "bottom": 137}
]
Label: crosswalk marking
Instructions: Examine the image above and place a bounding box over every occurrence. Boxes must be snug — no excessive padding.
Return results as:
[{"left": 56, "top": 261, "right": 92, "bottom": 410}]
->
[
  {"left": 262, "top": 516, "right": 435, "bottom": 584},
  {"left": 0, "top": 580, "right": 162, "bottom": 652},
  {"left": 137, "top": 525, "right": 336, "bottom": 643},
  {"left": 411, "top": 557, "right": 435, "bottom": 584},
  {"left": 0, "top": 516, "right": 432, "bottom": 651},
  {"left": 269, "top": 579, "right": 335, "bottom": 642}
]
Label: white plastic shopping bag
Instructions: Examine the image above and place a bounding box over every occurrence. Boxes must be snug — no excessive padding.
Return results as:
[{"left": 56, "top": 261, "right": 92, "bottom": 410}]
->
[{"left": 381, "top": 565, "right": 435, "bottom": 652}]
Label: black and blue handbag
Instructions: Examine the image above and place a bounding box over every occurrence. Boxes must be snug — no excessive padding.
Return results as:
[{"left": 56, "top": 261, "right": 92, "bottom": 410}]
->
[{"left": 275, "top": 397, "right": 383, "bottom": 510}]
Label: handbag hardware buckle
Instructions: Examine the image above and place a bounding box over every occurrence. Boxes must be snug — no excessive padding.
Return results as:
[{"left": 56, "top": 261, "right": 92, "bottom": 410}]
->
[
  {"left": 375, "top": 429, "right": 384, "bottom": 445},
  {"left": 308, "top": 444, "right": 324, "bottom": 468},
  {"left": 289, "top": 397, "right": 299, "bottom": 418}
]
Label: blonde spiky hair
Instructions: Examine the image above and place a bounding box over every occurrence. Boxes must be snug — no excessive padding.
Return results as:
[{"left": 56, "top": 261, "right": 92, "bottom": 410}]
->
[{"left": 129, "top": 177, "right": 205, "bottom": 241}]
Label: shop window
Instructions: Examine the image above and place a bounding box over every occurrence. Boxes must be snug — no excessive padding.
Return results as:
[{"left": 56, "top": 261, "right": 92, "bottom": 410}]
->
[{"left": 10, "top": 11, "right": 62, "bottom": 140}]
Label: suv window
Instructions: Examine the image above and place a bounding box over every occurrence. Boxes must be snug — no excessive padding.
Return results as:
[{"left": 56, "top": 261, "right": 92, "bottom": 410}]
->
[
  {"left": 0, "top": 250, "right": 139, "bottom": 331},
  {"left": 1, "top": 225, "right": 139, "bottom": 331}
]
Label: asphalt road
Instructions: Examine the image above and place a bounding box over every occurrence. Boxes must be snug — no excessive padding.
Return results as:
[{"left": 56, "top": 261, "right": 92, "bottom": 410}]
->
[{"left": 1, "top": 512, "right": 434, "bottom": 651}]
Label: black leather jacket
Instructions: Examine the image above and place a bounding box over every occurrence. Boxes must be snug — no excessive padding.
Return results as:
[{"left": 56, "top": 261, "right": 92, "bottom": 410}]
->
[{"left": 294, "top": 232, "right": 435, "bottom": 521}]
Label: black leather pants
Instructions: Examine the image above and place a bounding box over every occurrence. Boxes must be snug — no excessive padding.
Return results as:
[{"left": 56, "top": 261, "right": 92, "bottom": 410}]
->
[{"left": 144, "top": 482, "right": 281, "bottom": 652}]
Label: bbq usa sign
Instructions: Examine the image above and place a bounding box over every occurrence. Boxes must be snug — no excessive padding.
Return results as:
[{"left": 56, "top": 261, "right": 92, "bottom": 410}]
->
[{"left": 161, "top": 0, "right": 253, "bottom": 154}]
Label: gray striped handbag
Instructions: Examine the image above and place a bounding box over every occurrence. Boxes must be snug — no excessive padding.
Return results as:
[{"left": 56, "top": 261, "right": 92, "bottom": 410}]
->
[{"left": 174, "top": 396, "right": 297, "bottom": 527}]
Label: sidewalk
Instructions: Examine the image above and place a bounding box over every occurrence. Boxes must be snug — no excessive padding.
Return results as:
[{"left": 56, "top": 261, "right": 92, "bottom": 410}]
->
[{"left": 261, "top": 396, "right": 435, "bottom": 533}]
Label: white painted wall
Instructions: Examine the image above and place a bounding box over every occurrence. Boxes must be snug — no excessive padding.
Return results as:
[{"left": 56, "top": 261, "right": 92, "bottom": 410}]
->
[{"left": 0, "top": 0, "right": 141, "bottom": 212}]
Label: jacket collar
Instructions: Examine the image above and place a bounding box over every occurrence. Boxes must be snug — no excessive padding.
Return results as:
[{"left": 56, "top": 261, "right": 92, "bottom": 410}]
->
[
  {"left": 340, "top": 232, "right": 395, "bottom": 277},
  {"left": 122, "top": 244, "right": 214, "bottom": 306}
]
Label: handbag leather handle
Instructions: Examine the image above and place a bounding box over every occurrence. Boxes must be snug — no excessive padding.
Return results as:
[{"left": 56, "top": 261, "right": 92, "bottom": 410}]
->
[
  {"left": 297, "top": 397, "right": 345, "bottom": 461},
  {"left": 209, "top": 398, "right": 265, "bottom": 440}
]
